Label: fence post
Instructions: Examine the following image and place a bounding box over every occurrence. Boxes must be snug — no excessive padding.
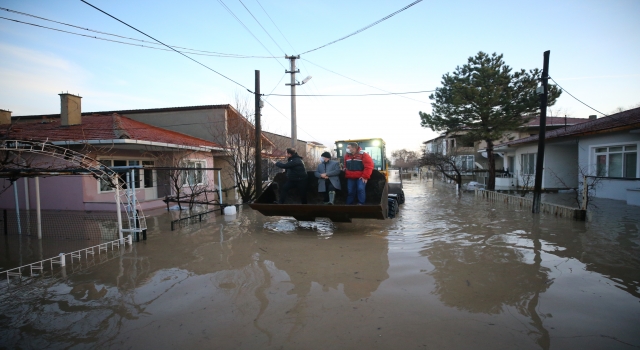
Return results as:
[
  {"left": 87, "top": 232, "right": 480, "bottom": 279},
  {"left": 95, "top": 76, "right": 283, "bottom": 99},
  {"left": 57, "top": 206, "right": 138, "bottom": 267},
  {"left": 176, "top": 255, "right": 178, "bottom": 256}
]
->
[
  {"left": 3, "top": 209, "right": 6, "bottom": 235},
  {"left": 581, "top": 175, "right": 588, "bottom": 210}
]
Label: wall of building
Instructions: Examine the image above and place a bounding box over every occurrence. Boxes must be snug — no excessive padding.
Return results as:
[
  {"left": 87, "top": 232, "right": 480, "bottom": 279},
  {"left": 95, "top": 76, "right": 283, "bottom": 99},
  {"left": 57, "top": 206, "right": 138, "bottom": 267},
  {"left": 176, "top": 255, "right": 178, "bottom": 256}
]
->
[
  {"left": 544, "top": 143, "right": 579, "bottom": 189},
  {"left": 124, "top": 108, "right": 227, "bottom": 146},
  {"left": 0, "top": 176, "right": 85, "bottom": 211},
  {"left": 577, "top": 131, "right": 640, "bottom": 201}
]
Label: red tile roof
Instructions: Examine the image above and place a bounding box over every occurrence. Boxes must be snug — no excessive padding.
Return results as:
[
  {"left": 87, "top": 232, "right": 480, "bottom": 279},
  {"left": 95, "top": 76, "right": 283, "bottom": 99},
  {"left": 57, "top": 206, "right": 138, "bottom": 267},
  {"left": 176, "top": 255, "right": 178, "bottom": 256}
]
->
[
  {"left": 13, "top": 104, "right": 233, "bottom": 120},
  {"left": 498, "top": 107, "right": 640, "bottom": 147},
  {"left": 1, "top": 114, "right": 225, "bottom": 149}
]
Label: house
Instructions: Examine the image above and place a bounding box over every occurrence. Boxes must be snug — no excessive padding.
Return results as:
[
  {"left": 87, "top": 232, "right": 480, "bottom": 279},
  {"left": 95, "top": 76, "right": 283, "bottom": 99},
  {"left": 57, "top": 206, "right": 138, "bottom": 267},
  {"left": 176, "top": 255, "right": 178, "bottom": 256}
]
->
[
  {"left": 306, "top": 141, "right": 328, "bottom": 161},
  {"left": 422, "top": 115, "right": 592, "bottom": 184},
  {"left": 5, "top": 96, "right": 277, "bottom": 202},
  {"left": 493, "top": 107, "right": 640, "bottom": 204},
  {"left": 262, "top": 131, "right": 307, "bottom": 156},
  {"left": 0, "top": 94, "right": 226, "bottom": 211}
]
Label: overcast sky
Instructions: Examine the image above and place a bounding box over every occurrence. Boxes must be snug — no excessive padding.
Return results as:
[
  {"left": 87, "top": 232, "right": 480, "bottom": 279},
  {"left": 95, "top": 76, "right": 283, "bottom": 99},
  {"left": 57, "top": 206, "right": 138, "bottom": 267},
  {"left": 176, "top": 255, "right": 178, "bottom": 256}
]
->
[{"left": 1, "top": 0, "right": 639, "bottom": 153}]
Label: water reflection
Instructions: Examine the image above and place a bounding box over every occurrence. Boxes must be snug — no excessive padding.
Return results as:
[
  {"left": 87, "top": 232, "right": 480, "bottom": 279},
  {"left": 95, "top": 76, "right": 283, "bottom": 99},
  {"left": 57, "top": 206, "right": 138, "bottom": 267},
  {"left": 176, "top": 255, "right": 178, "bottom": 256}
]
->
[
  {"left": 0, "top": 180, "right": 638, "bottom": 349},
  {"left": 0, "top": 207, "right": 390, "bottom": 348}
]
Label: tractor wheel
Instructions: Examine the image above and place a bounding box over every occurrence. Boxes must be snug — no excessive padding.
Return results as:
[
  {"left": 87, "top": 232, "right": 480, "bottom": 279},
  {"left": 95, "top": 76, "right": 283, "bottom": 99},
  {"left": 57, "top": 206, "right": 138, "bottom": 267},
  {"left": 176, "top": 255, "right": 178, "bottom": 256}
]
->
[
  {"left": 398, "top": 190, "right": 405, "bottom": 204},
  {"left": 388, "top": 198, "right": 398, "bottom": 218}
]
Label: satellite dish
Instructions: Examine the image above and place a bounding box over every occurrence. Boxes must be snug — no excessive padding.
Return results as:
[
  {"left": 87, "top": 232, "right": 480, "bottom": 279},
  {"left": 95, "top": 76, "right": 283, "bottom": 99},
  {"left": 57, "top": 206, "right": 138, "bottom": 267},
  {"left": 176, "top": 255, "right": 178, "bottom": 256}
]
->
[
  {"left": 301, "top": 76, "right": 312, "bottom": 84},
  {"left": 481, "top": 151, "right": 488, "bottom": 158}
]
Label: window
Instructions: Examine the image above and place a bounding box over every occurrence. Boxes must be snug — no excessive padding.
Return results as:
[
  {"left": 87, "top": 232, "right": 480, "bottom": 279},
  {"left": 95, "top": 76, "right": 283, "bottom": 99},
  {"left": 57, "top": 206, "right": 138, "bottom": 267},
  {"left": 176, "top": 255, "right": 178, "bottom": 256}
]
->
[
  {"left": 98, "top": 159, "right": 155, "bottom": 192},
  {"left": 595, "top": 145, "right": 637, "bottom": 178},
  {"left": 183, "top": 161, "right": 205, "bottom": 186},
  {"left": 455, "top": 155, "right": 474, "bottom": 171},
  {"left": 143, "top": 161, "right": 155, "bottom": 188},
  {"left": 521, "top": 153, "right": 536, "bottom": 175}
]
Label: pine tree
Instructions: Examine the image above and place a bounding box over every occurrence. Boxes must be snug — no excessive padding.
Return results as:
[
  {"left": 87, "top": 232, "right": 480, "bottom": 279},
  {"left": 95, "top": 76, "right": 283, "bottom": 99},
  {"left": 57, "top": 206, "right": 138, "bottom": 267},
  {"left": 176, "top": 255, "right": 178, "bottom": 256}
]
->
[{"left": 419, "top": 52, "right": 561, "bottom": 190}]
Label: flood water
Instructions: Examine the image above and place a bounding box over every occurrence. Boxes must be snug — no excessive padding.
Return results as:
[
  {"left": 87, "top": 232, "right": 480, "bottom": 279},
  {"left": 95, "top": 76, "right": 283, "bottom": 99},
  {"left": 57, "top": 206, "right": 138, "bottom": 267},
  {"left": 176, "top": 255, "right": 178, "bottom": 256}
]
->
[{"left": 1, "top": 179, "right": 639, "bottom": 349}]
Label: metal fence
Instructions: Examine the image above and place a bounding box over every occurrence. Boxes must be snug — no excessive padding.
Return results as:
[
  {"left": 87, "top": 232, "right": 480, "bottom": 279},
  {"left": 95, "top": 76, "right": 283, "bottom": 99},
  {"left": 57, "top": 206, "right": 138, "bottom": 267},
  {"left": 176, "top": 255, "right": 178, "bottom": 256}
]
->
[
  {"left": 2, "top": 209, "right": 121, "bottom": 241},
  {"left": 0, "top": 236, "right": 133, "bottom": 292}
]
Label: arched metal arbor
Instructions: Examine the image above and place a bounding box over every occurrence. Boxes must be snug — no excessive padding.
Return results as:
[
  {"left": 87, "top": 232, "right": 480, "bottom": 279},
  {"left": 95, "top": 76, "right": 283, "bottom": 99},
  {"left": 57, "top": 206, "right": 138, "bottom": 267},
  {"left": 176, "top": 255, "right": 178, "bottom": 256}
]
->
[{"left": 0, "top": 140, "right": 146, "bottom": 240}]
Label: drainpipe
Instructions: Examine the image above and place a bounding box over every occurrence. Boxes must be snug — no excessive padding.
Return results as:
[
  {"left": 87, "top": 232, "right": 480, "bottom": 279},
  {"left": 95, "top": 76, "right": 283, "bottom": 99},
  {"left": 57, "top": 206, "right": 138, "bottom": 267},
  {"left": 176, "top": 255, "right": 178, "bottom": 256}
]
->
[
  {"left": 218, "top": 170, "right": 223, "bottom": 204},
  {"left": 13, "top": 181, "right": 21, "bottom": 235},
  {"left": 35, "top": 177, "right": 42, "bottom": 239}
]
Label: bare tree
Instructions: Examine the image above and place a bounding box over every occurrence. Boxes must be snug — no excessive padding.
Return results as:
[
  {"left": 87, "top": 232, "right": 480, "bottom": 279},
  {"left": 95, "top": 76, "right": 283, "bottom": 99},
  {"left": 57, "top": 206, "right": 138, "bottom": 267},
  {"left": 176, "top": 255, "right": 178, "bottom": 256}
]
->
[
  {"left": 209, "top": 94, "right": 271, "bottom": 203},
  {"left": 548, "top": 166, "right": 602, "bottom": 209},
  {"left": 518, "top": 162, "right": 535, "bottom": 197},
  {"left": 153, "top": 150, "right": 213, "bottom": 210},
  {"left": 421, "top": 149, "right": 463, "bottom": 188},
  {"left": 392, "top": 149, "right": 420, "bottom": 169}
]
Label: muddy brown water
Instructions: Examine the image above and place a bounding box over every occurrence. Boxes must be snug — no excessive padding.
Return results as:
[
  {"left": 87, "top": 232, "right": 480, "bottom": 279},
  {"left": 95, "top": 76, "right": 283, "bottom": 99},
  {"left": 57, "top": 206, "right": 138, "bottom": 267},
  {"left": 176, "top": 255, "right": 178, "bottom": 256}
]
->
[{"left": 1, "top": 179, "right": 639, "bottom": 349}]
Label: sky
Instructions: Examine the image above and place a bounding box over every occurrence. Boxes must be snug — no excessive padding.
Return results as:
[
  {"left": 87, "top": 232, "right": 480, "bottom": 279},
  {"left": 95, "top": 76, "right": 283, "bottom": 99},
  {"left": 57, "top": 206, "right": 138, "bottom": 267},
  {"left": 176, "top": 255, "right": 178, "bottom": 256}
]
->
[{"left": 1, "top": 0, "right": 639, "bottom": 154}]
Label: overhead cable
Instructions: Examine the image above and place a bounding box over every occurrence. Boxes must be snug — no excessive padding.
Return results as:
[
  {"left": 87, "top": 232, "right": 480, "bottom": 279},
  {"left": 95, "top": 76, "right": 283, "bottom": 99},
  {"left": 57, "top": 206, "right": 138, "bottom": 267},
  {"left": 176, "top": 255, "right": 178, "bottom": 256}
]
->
[
  {"left": 216, "top": 0, "right": 285, "bottom": 69},
  {"left": 265, "top": 90, "right": 434, "bottom": 97},
  {"left": 0, "top": 16, "right": 272, "bottom": 58},
  {"left": 299, "top": 0, "right": 423, "bottom": 55},
  {"left": 0, "top": 6, "right": 272, "bottom": 58},
  {"left": 303, "top": 58, "right": 429, "bottom": 103},
  {"left": 549, "top": 77, "right": 608, "bottom": 116},
  {"left": 80, "top": 0, "right": 253, "bottom": 92},
  {"left": 237, "top": 0, "right": 286, "bottom": 54}
]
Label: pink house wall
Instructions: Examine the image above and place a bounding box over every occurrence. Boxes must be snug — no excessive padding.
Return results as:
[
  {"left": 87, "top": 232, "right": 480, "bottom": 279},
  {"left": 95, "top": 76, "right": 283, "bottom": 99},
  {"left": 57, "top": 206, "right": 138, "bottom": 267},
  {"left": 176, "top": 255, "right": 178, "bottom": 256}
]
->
[{"left": 0, "top": 150, "right": 217, "bottom": 212}]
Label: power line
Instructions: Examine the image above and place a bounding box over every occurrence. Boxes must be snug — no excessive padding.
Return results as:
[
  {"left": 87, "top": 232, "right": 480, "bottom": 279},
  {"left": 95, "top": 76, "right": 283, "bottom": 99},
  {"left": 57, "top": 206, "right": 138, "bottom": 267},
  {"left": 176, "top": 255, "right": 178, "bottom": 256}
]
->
[
  {"left": 549, "top": 77, "right": 608, "bottom": 116},
  {"left": 303, "top": 58, "right": 429, "bottom": 104},
  {"left": 0, "top": 16, "right": 273, "bottom": 59},
  {"left": 237, "top": 0, "right": 285, "bottom": 54},
  {"left": 248, "top": 1, "right": 326, "bottom": 101},
  {"left": 80, "top": 0, "right": 253, "bottom": 92},
  {"left": 261, "top": 99, "right": 324, "bottom": 144},
  {"left": 216, "top": 0, "right": 285, "bottom": 69},
  {"left": 262, "top": 74, "right": 287, "bottom": 102},
  {"left": 0, "top": 6, "right": 273, "bottom": 58},
  {"left": 265, "top": 90, "right": 434, "bottom": 97},
  {"left": 254, "top": 0, "right": 296, "bottom": 52},
  {"left": 300, "top": 0, "right": 423, "bottom": 55}
]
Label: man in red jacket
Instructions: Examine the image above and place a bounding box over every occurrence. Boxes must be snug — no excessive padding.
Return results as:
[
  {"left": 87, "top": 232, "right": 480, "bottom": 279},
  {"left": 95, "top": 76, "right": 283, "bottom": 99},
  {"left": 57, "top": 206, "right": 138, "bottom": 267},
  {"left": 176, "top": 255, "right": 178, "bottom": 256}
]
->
[{"left": 344, "top": 142, "right": 374, "bottom": 205}]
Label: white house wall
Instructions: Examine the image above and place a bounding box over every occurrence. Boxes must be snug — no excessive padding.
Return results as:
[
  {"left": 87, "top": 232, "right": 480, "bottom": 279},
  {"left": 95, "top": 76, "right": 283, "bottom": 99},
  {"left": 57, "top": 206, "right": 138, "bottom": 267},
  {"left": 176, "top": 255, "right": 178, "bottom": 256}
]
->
[
  {"left": 577, "top": 131, "right": 640, "bottom": 201},
  {"left": 544, "top": 144, "right": 579, "bottom": 189}
]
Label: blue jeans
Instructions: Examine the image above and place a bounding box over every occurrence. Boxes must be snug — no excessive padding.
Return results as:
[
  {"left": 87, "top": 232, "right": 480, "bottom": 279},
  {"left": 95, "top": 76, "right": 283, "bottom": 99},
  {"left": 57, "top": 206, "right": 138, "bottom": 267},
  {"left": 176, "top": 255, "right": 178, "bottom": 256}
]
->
[{"left": 347, "top": 178, "right": 366, "bottom": 205}]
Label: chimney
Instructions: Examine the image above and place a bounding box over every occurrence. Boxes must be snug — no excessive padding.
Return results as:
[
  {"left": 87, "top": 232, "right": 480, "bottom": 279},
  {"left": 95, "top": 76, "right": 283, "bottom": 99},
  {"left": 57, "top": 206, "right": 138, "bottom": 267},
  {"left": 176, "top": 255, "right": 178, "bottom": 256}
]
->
[
  {"left": 59, "top": 93, "right": 82, "bottom": 126},
  {"left": 0, "top": 109, "right": 11, "bottom": 125},
  {"left": 588, "top": 115, "right": 597, "bottom": 120}
]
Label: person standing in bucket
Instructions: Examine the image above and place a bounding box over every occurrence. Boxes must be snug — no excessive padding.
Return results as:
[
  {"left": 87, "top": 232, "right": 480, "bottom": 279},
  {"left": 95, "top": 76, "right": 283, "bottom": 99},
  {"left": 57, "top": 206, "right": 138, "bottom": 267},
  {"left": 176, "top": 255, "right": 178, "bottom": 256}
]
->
[
  {"left": 315, "top": 151, "right": 341, "bottom": 205},
  {"left": 344, "top": 142, "right": 374, "bottom": 205},
  {"left": 275, "top": 148, "right": 308, "bottom": 204}
]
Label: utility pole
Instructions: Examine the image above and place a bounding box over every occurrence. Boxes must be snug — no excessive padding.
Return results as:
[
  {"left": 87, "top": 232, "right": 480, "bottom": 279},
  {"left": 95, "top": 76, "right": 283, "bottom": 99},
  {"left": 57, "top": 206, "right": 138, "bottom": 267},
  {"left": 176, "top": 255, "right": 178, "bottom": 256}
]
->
[
  {"left": 285, "top": 55, "right": 300, "bottom": 149},
  {"left": 254, "top": 70, "right": 262, "bottom": 198},
  {"left": 532, "top": 50, "right": 550, "bottom": 213}
]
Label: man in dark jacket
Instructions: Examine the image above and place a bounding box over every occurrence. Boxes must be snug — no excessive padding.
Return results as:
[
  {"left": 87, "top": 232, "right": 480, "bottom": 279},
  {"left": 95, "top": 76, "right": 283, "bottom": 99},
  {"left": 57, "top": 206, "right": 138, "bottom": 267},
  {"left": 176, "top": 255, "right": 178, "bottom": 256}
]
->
[{"left": 275, "top": 148, "right": 308, "bottom": 204}]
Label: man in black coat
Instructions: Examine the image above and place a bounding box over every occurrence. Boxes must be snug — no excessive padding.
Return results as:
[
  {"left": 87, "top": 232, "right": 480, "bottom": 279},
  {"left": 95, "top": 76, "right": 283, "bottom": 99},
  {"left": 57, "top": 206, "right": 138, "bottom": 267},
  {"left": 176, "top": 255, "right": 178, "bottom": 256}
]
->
[{"left": 275, "top": 148, "right": 308, "bottom": 204}]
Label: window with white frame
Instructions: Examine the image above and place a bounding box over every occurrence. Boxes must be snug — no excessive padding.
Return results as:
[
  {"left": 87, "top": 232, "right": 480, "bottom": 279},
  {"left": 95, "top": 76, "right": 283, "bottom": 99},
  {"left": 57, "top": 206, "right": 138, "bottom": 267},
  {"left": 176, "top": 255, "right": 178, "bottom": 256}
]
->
[
  {"left": 98, "top": 159, "right": 155, "bottom": 192},
  {"left": 521, "top": 153, "right": 536, "bottom": 175},
  {"left": 183, "top": 160, "right": 205, "bottom": 186},
  {"left": 455, "top": 155, "right": 474, "bottom": 171},
  {"left": 595, "top": 145, "right": 637, "bottom": 178}
]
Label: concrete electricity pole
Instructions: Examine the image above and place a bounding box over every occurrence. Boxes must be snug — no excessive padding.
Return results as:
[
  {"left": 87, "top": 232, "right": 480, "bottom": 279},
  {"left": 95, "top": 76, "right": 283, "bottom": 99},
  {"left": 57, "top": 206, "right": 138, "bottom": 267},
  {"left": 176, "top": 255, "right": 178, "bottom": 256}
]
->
[
  {"left": 285, "top": 55, "right": 312, "bottom": 149},
  {"left": 532, "top": 50, "right": 550, "bottom": 213},
  {"left": 285, "top": 55, "right": 300, "bottom": 148}
]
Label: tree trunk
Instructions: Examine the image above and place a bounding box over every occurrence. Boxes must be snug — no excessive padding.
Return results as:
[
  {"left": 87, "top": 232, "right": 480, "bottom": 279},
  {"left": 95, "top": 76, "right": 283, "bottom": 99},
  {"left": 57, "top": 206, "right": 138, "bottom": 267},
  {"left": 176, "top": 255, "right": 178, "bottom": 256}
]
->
[{"left": 486, "top": 139, "right": 496, "bottom": 191}]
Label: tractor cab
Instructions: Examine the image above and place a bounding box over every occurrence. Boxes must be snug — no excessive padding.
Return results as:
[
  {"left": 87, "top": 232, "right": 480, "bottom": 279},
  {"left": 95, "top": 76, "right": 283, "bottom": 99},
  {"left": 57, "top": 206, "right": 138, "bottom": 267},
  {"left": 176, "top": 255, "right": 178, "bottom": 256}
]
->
[{"left": 335, "top": 138, "right": 389, "bottom": 179}]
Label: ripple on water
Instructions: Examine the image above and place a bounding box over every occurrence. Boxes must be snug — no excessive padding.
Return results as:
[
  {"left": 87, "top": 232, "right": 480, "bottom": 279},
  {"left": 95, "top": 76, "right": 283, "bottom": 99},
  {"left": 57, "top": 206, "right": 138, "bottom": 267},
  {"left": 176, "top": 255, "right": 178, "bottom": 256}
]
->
[{"left": 263, "top": 217, "right": 335, "bottom": 237}]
